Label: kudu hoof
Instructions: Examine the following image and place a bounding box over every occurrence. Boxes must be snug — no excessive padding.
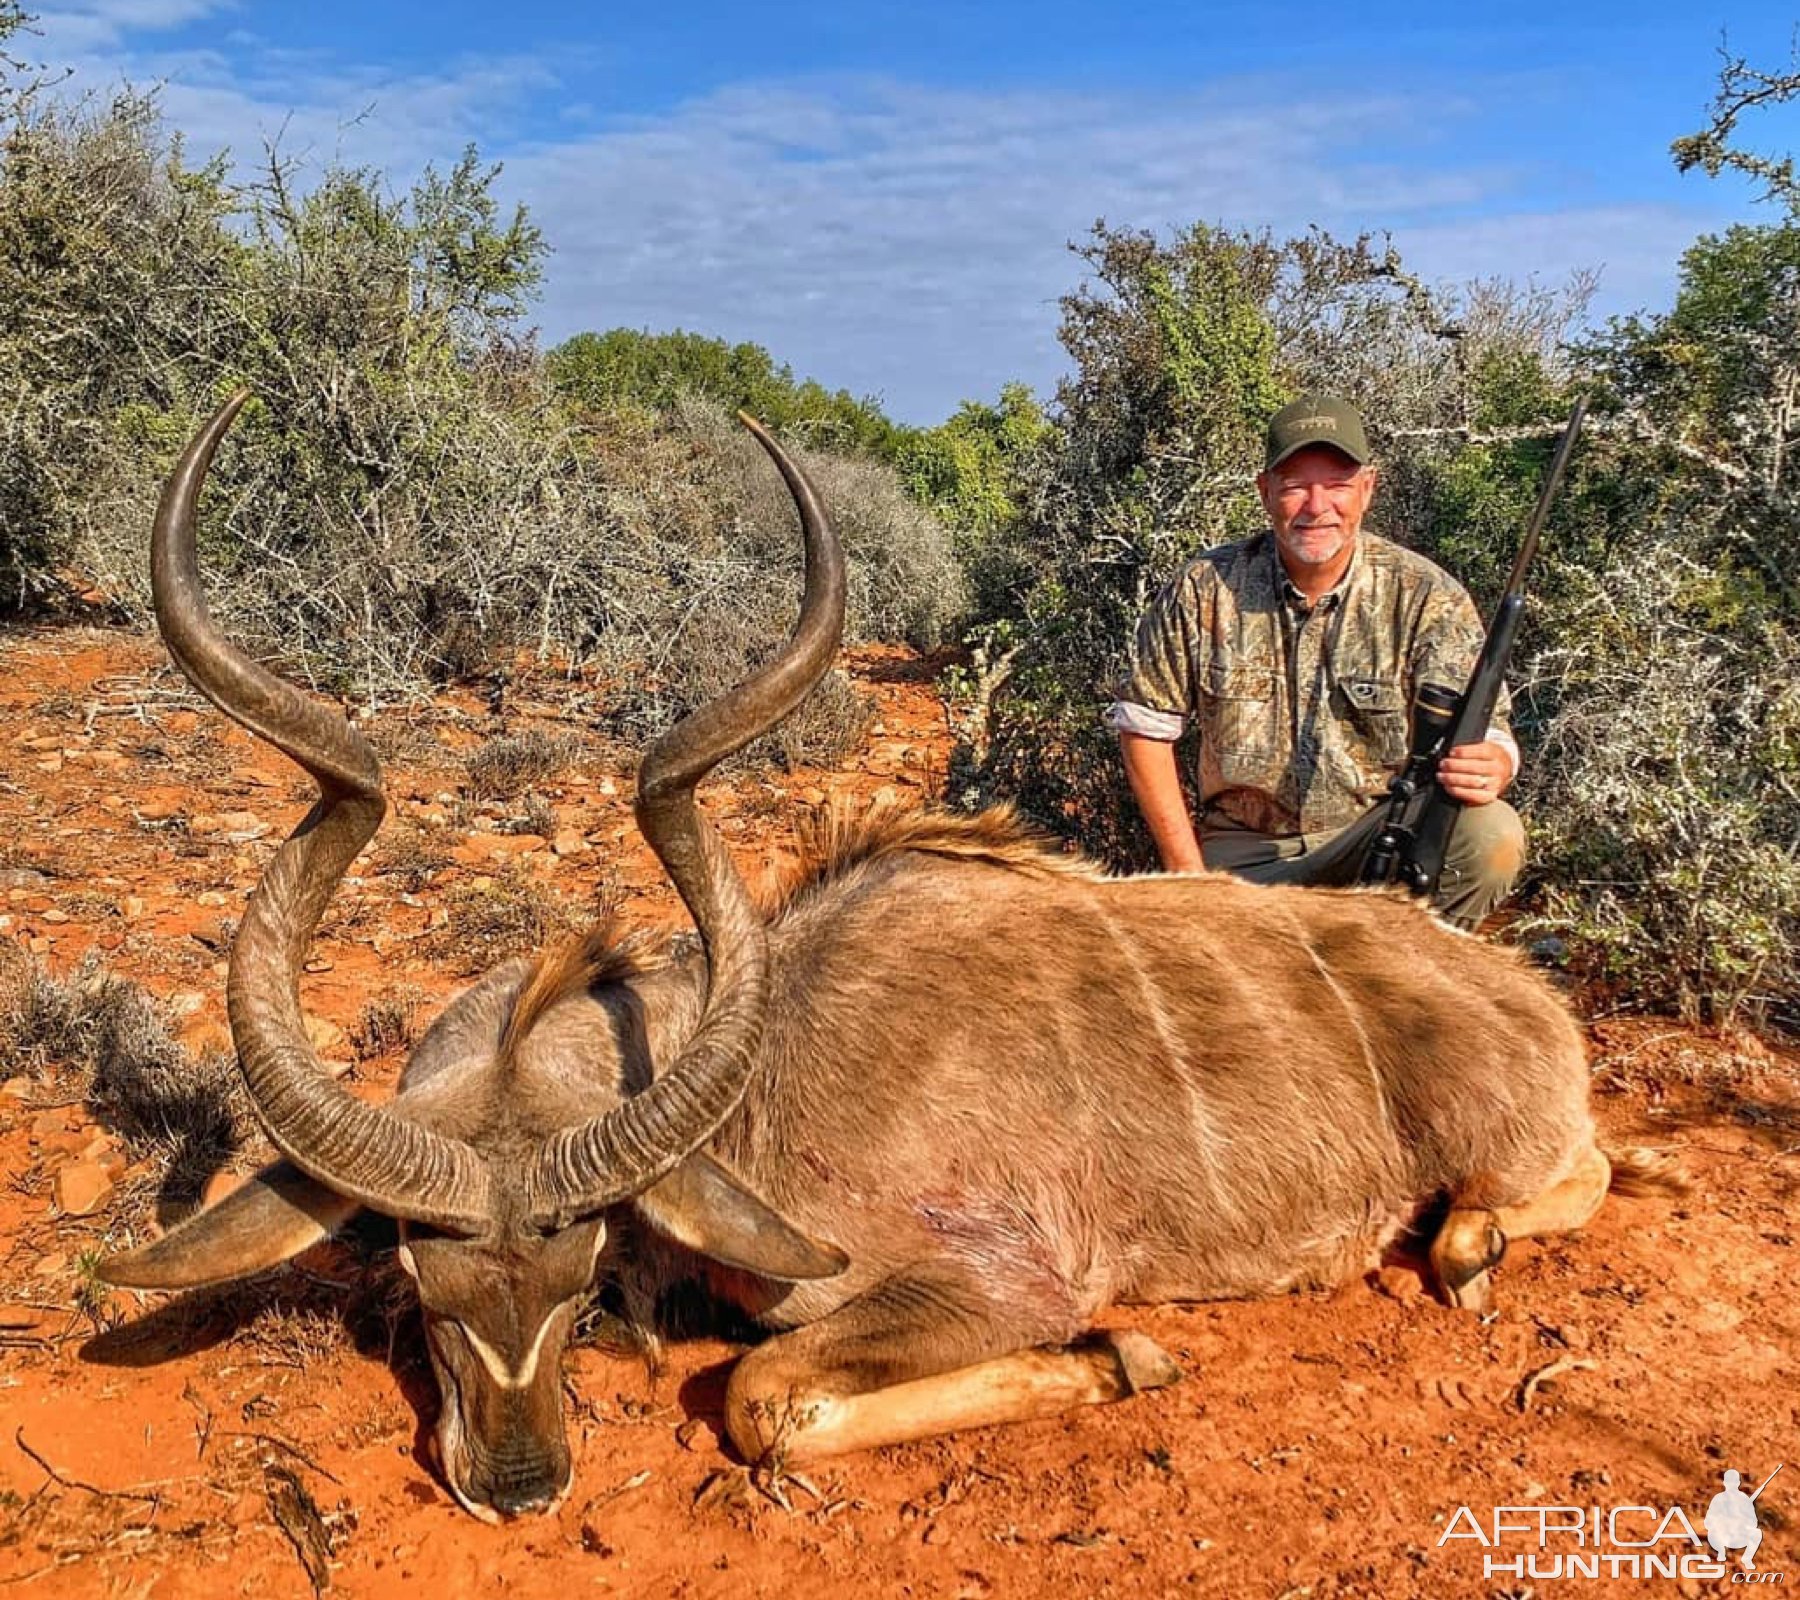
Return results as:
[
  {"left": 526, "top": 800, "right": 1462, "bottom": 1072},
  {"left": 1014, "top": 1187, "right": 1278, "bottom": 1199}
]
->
[
  {"left": 1433, "top": 1219, "right": 1508, "bottom": 1313},
  {"left": 1090, "top": 1329, "right": 1183, "bottom": 1395}
]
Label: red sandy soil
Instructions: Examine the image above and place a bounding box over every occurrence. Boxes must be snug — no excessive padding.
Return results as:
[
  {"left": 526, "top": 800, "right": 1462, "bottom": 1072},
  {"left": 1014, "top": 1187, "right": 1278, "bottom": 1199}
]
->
[{"left": 0, "top": 625, "right": 1795, "bottom": 1599}]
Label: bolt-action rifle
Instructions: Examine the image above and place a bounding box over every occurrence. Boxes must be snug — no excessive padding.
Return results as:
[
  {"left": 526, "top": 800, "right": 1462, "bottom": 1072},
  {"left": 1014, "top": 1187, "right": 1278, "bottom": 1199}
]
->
[{"left": 1268, "top": 397, "right": 1588, "bottom": 896}]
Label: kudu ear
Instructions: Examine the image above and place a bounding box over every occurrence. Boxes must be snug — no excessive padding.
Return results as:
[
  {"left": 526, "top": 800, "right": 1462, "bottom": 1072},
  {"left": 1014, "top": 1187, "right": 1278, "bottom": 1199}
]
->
[
  {"left": 634, "top": 1153, "right": 848, "bottom": 1282},
  {"left": 99, "top": 1160, "right": 362, "bottom": 1290}
]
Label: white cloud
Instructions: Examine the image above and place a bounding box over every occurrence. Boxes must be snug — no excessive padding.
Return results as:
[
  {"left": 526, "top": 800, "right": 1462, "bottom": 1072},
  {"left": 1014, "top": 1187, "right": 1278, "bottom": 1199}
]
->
[
  {"left": 21, "top": 23, "right": 1733, "bottom": 421},
  {"left": 506, "top": 78, "right": 1713, "bottom": 418},
  {"left": 33, "top": 0, "right": 235, "bottom": 55}
]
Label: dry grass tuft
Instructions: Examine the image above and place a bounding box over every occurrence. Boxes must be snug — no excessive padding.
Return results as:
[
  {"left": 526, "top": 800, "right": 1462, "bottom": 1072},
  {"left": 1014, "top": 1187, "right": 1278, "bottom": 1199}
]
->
[
  {"left": 421, "top": 863, "right": 582, "bottom": 976},
  {"left": 465, "top": 732, "right": 579, "bottom": 802},
  {"left": 349, "top": 989, "right": 428, "bottom": 1063},
  {"left": 370, "top": 822, "right": 454, "bottom": 893},
  {"left": 0, "top": 945, "right": 254, "bottom": 1213}
]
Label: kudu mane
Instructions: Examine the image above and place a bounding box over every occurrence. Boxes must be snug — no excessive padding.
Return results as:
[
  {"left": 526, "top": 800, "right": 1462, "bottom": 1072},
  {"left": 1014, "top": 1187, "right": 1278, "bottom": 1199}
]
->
[{"left": 503, "top": 803, "right": 1100, "bottom": 1062}]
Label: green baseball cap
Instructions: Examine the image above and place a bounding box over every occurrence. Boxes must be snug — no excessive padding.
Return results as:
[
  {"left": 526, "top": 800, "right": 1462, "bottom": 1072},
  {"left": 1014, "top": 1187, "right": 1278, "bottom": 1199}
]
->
[{"left": 1264, "top": 394, "right": 1372, "bottom": 471}]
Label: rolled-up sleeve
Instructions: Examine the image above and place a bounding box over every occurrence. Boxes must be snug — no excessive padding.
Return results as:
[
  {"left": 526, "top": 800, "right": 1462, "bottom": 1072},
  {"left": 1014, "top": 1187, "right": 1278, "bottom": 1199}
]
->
[
  {"left": 1103, "top": 700, "right": 1188, "bottom": 740},
  {"left": 1103, "top": 570, "right": 1198, "bottom": 742}
]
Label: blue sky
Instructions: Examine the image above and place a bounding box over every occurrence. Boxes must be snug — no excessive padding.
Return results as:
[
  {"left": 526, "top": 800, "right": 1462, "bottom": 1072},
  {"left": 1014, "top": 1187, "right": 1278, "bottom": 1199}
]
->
[{"left": 21, "top": 1, "right": 1800, "bottom": 421}]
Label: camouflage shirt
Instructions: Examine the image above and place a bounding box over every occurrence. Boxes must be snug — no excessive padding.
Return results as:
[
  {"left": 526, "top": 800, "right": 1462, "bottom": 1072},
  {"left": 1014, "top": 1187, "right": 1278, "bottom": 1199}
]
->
[{"left": 1105, "top": 531, "right": 1512, "bottom": 838}]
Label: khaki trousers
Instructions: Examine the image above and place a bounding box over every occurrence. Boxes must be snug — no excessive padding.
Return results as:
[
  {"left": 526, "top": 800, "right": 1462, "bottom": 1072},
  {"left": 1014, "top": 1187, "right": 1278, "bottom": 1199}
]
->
[{"left": 1201, "top": 800, "right": 1526, "bottom": 930}]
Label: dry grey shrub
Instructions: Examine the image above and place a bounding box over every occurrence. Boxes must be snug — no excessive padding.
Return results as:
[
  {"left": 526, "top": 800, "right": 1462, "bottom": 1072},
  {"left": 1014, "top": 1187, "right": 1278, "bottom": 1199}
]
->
[
  {"left": 573, "top": 398, "right": 960, "bottom": 768},
  {"left": 1522, "top": 550, "right": 1800, "bottom": 1026},
  {"left": 78, "top": 383, "right": 958, "bottom": 769},
  {"left": 496, "top": 793, "right": 557, "bottom": 839}
]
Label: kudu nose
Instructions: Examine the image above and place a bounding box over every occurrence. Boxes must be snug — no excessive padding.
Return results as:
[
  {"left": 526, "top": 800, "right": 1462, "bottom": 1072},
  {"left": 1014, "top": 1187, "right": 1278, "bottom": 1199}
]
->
[
  {"left": 469, "top": 1446, "right": 571, "bottom": 1519},
  {"left": 488, "top": 1480, "right": 558, "bottom": 1518}
]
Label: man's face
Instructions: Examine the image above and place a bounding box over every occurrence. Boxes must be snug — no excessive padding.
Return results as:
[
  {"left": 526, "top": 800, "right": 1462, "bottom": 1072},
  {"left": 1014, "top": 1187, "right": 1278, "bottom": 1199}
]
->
[{"left": 1257, "top": 446, "right": 1376, "bottom": 581}]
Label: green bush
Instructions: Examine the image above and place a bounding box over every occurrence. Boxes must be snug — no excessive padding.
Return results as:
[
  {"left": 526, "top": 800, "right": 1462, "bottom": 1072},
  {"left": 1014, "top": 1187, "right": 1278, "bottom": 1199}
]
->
[
  {"left": 548, "top": 327, "right": 902, "bottom": 456},
  {"left": 0, "top": 89, "right": 241, "bottom": 609}
]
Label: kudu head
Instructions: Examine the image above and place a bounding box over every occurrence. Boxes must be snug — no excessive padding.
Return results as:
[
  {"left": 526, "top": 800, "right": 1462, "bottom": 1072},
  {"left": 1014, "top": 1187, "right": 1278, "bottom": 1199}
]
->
[{"left": 100, "top": 393, "right": 850, "bottom": 1519}]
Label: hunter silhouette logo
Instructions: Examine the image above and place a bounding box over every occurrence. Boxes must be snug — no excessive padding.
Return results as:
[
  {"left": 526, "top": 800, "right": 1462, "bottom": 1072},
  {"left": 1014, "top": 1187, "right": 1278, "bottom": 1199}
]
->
[
  {"left": 1439, "top": 1461, "right": 1786, "bottom": 1582},
  {"left": 1707, "top": 1466, "right": 1782, "bottom": 1571}
]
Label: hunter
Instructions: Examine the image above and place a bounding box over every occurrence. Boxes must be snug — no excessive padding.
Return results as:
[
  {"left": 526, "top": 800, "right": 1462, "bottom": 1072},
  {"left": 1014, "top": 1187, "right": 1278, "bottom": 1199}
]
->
[{"left": 1105, "top": 393, "right": 1523, "bottom": 929}]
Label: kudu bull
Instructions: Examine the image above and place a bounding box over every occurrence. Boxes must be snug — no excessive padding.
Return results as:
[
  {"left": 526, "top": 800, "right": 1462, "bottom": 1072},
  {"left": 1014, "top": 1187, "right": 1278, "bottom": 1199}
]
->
[{"left": 102, "top": 394, "right": 1661, "bottom": 1521}]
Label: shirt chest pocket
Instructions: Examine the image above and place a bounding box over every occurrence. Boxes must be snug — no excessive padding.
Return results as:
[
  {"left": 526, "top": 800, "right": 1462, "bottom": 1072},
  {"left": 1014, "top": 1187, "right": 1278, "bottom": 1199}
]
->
[
  {"left": 1199, "top": 664, "right": 1279, "bottom": 758},
  {"left": 1337, "top": 675, "right": 1410, "bottom": 770}
]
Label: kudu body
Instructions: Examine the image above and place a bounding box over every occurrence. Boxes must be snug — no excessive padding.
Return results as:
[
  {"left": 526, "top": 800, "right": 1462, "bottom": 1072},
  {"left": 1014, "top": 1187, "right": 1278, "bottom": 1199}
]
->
[{"left": 103, "top": 396, "right": 1641, "bottom": 1521}]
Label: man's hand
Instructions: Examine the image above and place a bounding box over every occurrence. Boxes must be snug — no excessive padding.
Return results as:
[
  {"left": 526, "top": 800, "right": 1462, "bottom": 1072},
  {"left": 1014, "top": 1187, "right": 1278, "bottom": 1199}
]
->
[{"left": 1436, "top": 740, "right": 1513, "bottom": 806}]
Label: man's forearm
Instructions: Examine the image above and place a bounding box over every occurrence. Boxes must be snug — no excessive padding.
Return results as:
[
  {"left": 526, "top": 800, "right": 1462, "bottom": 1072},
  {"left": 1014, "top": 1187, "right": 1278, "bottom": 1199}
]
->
[{"left": 1118, "top": 732, "right": 1205, "bottom": 872}]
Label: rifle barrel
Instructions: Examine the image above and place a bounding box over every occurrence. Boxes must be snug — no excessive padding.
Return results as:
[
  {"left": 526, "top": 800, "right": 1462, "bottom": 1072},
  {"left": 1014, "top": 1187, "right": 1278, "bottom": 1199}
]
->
[{"left": 1502, "top": 396, "right": 1589, "bottom": 596}]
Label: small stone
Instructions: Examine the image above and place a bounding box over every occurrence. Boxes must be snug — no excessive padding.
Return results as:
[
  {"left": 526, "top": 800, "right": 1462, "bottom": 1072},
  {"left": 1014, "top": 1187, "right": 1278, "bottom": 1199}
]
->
[
  {"left": 41, "top": 1127, "right": 90, "bottom": 1158},
  {"left": 39, "top": 909, "right": 69, "bottom": 925},
  {"left": 214, "top": 810, "right": 268, "bottom": 840},
  {"left": 552, "top": 831, "right": 587, "bottom": 857},
  {"left": 55, "top": 1160, "right": 115, "bottom": 1217},
  {"left": 134, "top": 798, "right": 181, "bottom": 822},
  {"left": 124, "top": 897, "right": 146, "bottom": 918},
  {"left": 597, "top": 777, "right": 618, "bottom": 797},
  {"left": 190, "top": 917, "right": 232, "bottom": 952},
  {"left": 32, "top": 1252, "right": 67, "bottom": 1278},
  {"left": 30, "top": 1107, "right": 71, "bottom": 1139},
  {"left": 2, "top": 1077, "right": 32, "bottom": 1099},
  {"left": 195, "top": 890, "right": 229, "bottom": 909}
]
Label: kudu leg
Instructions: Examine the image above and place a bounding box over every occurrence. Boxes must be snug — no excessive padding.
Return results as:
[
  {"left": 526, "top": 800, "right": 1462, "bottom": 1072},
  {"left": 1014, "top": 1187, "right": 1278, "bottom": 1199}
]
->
[
  {"left": 722, "top": 1275, "right": 1180, "bottom": 1469},
  {"left": 1429, "top": 1142, "right": 1612, "bottom": 1312}
]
